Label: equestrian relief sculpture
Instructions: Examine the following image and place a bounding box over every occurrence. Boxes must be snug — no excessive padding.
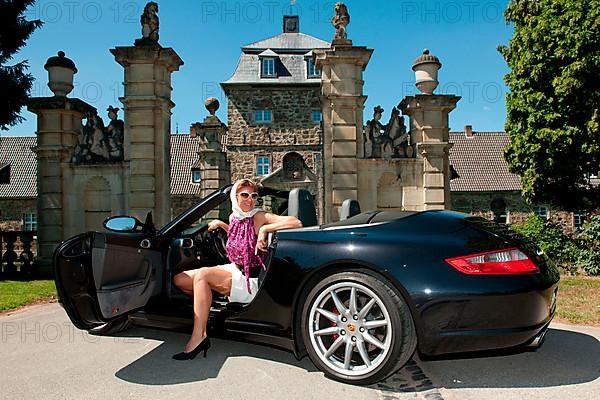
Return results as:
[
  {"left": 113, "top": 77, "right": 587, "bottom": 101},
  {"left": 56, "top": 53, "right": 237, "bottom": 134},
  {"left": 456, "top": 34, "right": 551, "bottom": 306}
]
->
[
  {"left": 71, "top": 106, "right": 125, "bottom": 164},
  {"left": 365, "top": 105, "right": 414, "bottom": 159}
]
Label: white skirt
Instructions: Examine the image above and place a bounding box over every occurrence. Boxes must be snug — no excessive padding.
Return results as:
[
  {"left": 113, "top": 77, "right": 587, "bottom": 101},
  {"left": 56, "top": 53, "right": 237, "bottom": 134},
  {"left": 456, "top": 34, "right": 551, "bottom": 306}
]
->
[{"left": 217, "top": 263, "right": 259, "bottom": 303}]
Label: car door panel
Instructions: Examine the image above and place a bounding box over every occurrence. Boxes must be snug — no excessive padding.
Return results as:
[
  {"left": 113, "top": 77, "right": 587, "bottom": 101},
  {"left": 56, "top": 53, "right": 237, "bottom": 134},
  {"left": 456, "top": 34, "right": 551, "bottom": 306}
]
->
[
  {"left": 91, "top": 232, "right": 162, "bottom": 319},
  {"left": 54, "top": 231, "right": 163, "bottom": 330}
]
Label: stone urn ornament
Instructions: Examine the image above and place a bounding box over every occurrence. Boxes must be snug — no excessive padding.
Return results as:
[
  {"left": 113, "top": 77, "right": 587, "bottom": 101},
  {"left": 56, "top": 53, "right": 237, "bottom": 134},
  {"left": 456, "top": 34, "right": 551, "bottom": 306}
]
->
[
  {"left": 412, "top": 49, "right": 442, "bottom": 95},
  {"left": 204, "top": 97, "right": 220, "bottom": 116},
  {"left": 44, "top": 51, "right": 77, "bottom": 97}
]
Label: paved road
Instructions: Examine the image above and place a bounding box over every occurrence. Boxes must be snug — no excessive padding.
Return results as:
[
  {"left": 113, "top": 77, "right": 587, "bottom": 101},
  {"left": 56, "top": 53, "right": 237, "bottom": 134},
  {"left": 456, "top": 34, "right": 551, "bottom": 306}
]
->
[{"left": 0, "top": 304, "right": 598, "bottom": 400}]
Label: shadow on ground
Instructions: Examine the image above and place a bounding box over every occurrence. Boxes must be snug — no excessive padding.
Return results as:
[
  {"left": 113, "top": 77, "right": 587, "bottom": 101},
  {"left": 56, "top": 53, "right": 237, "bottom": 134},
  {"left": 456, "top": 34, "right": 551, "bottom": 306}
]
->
[
  {"left": 114, "top": 327, "right": 318, "bottom": 385},
  {"left": 418, "top": 327, "right": 600, "bottom": 389},
  {"left": 113, "top": 325, "right": 599, "bottom": 391}
]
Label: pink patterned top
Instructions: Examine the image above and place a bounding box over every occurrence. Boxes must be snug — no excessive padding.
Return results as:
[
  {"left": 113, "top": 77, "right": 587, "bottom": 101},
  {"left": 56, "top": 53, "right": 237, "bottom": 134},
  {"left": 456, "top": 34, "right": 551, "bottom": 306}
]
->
[{"left": 226, "top": 216, "right": 267, "bottom": 293}]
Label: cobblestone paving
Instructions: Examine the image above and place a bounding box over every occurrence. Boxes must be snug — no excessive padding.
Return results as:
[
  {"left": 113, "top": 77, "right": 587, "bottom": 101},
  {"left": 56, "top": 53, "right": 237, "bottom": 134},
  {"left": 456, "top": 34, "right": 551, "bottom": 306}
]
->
[{"left": 371, "top": 359, "right": 445, "bottom": 400}]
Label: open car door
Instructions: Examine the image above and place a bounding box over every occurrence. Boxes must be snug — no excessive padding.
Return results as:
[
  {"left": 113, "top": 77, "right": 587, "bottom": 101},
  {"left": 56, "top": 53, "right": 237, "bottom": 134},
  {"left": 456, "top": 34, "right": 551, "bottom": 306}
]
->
[{"left": 54, "top": 229, "right": 162, "bottom": 330}]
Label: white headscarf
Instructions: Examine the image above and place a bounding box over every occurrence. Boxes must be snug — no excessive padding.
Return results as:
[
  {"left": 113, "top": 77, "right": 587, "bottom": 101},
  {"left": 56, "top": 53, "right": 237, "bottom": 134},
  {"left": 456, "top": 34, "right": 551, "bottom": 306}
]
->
[{"left": 230, "top": 180, "right": 263, "bottom": 220}]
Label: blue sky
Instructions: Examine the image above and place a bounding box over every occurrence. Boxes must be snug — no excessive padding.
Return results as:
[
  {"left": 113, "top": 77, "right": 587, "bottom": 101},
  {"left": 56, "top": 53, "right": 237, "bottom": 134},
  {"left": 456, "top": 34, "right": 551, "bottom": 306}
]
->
[{"left": 4, "top": 0, "right": 513, "bottom": 136}]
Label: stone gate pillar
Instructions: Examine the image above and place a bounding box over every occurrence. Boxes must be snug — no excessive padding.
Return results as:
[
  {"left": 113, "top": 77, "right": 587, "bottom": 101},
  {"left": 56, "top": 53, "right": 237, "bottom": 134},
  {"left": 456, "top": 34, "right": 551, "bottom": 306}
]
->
[
  {"left": 110, "top": 44, "right": 183, "bottom": 227},
  {"left": 399, "top": 95, "right": 459, "bottom": 209},
  {"left": 399, "top": 50, "right": 460, "bottom": 210},
  {"left": 190, "top": 98, "right": 230, "bottom": 220},
  {"left": 27, "top": 52, "right": 96, "bottom": 271},
  {"left": 314, "top": 26, "right": 372, "bottom": 222}
]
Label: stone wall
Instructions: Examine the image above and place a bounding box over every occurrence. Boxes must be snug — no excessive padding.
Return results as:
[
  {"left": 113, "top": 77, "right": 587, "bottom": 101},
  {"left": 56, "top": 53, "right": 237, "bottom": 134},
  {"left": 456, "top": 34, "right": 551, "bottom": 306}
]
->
[
  {"left": 227, "top": 149, "right": 321, "bottom": 181},
  {"left": 0, "top": 199, "right": 37, "bottom": 230},
  {"left": 450, "top": 191, "right": 580, "bottom": 234},
  {"left": 226, "top": 86, "right": 322, "bottom": 181},
  {"left": 356, "top": 158, "right": 423, "bottom": 211},
  {"left": 171, "top": 195, "right": 197, "bottom": 218}
]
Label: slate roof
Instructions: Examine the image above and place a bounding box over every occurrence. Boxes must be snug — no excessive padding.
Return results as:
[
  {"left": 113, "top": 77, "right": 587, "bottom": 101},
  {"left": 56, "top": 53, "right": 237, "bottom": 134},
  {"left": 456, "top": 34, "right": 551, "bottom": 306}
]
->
[
  {"left": 0, "top": 135, "right": 203, "bottom": 198},
  {"left": 449, "top": 131, "right": 522, "bottom": 192},
  {"left": 222, "top": 32, "right": 329, "bottom": 86},
  {"left": 242, "top": 32, "right": 330, "bottom": 51},
  {"left": 170, "top": 134, "right": 202, "bottom": 196},
  {"left": 0, "top": 136, "right": 37, "bottom": 198}
]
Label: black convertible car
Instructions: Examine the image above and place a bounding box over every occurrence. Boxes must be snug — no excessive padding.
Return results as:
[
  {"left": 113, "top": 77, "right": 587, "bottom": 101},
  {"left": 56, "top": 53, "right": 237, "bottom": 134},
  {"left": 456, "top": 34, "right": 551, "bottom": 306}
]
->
[{"left": 54, "top": 185, "right": 559, "bottom": 385}]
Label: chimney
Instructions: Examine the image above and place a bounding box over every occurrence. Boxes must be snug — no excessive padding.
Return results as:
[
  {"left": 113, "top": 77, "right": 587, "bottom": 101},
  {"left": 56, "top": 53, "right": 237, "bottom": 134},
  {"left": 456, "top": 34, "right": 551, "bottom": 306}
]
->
[
  {"left": 465, "top": 125, "right": 473, "bottom": 138},
  {"left": 283, "top": 15, "right": 299, "bottom": 33}
]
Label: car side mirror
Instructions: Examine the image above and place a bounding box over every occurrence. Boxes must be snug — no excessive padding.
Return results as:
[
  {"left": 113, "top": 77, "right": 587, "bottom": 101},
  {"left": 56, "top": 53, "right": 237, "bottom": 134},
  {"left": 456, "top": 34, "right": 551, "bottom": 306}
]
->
[{"left": 103, "top": 216, "right": 142, "bottom": 232}]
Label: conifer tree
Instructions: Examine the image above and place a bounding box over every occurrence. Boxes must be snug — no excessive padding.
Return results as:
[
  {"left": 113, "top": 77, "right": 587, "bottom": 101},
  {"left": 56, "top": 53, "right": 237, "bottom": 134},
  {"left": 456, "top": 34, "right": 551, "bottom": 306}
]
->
[{"left": 0, "top": 0, "right": 43, "bottom": 130}]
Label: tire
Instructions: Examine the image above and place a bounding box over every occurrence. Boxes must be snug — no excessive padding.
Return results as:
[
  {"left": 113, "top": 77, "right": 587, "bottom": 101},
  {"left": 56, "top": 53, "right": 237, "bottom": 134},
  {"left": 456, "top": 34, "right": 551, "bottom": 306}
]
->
[
  {"left": 300, "top": 271, "right": 417, "bottom": 385},
  {"left": 88, "top": 315, "right": 133, "bottom": 336}
]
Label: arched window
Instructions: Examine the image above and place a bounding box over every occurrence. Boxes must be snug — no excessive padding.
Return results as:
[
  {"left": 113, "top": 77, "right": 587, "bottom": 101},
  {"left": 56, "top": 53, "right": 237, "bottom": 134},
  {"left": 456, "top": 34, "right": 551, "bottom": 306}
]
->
[{"left": 283, "top": 152, "right": 304, "bottom": 180}]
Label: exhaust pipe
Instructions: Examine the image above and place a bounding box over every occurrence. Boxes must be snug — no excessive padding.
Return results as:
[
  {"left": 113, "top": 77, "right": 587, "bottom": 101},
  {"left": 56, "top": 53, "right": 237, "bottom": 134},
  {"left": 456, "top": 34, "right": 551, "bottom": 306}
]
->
[{"left": 526, "top": 327, "right": 548, "bottom": 349}]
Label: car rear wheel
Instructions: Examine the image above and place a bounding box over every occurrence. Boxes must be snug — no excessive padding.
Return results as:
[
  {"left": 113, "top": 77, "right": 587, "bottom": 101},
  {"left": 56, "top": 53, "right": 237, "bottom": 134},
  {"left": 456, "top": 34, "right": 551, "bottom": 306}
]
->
[{"left": 301, "top": 271, "right": 416, "bottom": 385}]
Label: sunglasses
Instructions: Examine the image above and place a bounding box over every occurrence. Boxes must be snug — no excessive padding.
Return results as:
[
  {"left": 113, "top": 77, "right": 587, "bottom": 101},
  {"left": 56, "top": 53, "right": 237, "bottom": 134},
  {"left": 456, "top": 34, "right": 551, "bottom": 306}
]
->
[{"left": 237, "top": 192, "right": 259, "bottom": 199}]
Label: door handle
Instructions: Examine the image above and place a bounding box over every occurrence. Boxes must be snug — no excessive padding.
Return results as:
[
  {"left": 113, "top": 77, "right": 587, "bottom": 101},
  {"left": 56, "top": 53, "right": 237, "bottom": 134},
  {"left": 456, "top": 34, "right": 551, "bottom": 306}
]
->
[{"left": 140, "top": 239, "right": 151, "bottom": 249}]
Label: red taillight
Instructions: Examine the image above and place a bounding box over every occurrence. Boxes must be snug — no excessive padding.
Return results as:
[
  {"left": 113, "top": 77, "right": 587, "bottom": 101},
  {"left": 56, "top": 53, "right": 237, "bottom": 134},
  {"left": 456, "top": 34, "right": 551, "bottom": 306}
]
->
[{"left": 445, "top": 248, "right": 539, "bottom": 275}]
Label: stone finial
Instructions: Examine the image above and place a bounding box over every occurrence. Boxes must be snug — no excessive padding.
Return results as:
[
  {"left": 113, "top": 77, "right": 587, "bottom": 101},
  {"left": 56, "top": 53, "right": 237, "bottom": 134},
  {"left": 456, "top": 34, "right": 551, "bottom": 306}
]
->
[
  {"left": 331, "top": 2, "right": 351, "bottom": 45},
  {"left": 204, "top": 97, "right": 220, "bottom": 116},
  {"left": 44, "top": 51, "right": 77, "bottom": 97},
  {"left": 412, "top": 49, "right": 442, "bottom": 95},
  {"left": 136, "top": 1, "right": 159, "bottom": 45}
]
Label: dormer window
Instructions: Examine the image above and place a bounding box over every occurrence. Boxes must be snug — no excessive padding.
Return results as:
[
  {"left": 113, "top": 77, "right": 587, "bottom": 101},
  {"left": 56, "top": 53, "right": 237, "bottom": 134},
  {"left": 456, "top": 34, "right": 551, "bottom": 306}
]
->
[
  {"left": 262, "top": 58, "right": 276, "bottom": 77},
  {"left": 259, "top": 49, "right": 278, "bottom": 78},
  {"left": 192, "top": 169, "right": 201, "bottom": 183},
  {"left": 307, "top": 58, "right": 320, "bottom": 78},
  {"left": 0, "top": 164, "right": 10, "bottom": 184}
]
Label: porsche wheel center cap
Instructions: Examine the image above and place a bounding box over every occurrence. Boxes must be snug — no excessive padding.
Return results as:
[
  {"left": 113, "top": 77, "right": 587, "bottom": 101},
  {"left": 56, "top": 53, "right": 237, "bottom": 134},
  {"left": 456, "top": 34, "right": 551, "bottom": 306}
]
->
[{"left": 347, "top": 324, "right": 356, "bottom": 333}]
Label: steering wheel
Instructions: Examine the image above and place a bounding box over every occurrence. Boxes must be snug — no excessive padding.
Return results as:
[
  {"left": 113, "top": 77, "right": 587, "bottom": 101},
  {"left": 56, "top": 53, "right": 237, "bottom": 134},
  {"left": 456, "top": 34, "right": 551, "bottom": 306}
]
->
[{"left": 209, "top": 228, "right": 228, "bottom": 260}]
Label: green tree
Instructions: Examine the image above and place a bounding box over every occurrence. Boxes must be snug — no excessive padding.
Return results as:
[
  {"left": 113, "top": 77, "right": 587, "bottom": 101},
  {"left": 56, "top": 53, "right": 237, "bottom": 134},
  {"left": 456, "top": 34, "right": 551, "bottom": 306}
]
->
[
  {"left": 0, "top": 0, "right": 42, "bottom": 130},
  {"left": 498, "top": 0, "right": 600, "bottom": 210}
]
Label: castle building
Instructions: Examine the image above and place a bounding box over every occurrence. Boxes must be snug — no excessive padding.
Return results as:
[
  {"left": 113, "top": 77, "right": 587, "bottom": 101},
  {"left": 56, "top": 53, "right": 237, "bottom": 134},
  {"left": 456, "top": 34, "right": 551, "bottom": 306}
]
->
[{"left": 220, "top": 16, "right": 328, "bottom": 216}]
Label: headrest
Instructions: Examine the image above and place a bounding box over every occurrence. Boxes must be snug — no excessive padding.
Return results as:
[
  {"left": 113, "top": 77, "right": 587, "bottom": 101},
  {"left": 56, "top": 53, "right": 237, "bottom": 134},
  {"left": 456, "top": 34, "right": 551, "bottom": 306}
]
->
[{"left": 288, "top": 188, "right": 317, "bottom": 227}]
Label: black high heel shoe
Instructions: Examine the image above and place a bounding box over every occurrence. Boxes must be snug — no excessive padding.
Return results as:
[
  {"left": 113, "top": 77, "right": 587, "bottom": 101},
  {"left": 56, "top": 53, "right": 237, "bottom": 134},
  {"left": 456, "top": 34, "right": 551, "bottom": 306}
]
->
[{"left": 172, "top": 337, "right": 211, "bottom": 360}]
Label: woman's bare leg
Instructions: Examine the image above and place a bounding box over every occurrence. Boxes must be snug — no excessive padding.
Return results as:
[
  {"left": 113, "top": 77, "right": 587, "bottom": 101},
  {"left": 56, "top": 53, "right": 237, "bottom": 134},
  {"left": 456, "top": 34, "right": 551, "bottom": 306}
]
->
[
  {"left": 173, "top": 269, "right": 199, "bottom": 296},
  {"left": 184, "top": 267, "right": 232, "bottom": 352}
]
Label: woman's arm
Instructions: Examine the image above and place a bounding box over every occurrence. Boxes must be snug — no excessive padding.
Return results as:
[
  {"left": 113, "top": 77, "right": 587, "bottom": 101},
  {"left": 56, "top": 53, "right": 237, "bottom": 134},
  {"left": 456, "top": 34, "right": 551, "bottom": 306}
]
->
[
  {"left": 256, "top": 213, "right": 303, "bottom": 251},
  {"left": 208, "top": 218, "right": 229, "bottom": 233}
]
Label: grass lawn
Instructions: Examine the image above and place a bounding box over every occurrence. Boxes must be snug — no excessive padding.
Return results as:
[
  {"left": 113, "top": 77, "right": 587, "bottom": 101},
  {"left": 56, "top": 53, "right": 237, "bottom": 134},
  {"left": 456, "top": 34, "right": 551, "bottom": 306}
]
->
[
  {"left": 0, "top": 280, "right": 57, "bottom": 312},
  {"left": 556, "top": 275, "right": 600, "bottom": 326}
]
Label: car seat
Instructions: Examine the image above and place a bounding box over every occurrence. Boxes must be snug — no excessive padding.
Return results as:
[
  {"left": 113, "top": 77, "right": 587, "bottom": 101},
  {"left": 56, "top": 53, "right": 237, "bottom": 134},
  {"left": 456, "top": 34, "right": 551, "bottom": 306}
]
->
[
  {"left": 287, "top": 188, "right": 317, "bottom": 227},
  {"left": 340, "top": 199, "right": 361, "bottom": 220}
]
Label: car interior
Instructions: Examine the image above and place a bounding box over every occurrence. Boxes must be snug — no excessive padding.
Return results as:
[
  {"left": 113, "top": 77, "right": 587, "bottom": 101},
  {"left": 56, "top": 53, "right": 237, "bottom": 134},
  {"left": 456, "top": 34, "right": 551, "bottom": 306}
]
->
[{"left": 164, "top": 187, "right": 324, "bottom": 310}]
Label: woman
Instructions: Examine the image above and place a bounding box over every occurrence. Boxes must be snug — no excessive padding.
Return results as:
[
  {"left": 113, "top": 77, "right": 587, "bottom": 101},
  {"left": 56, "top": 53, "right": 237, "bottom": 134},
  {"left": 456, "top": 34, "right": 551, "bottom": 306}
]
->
[{"left": 172, "top": 179, "right": 303, "bottom": 360}]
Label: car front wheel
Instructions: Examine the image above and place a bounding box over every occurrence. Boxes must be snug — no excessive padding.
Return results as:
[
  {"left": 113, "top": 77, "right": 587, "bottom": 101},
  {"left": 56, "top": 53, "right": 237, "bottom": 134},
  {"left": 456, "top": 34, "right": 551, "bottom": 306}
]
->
[{"left": 301, "top": 271, "right": 416, "bottom": 385}]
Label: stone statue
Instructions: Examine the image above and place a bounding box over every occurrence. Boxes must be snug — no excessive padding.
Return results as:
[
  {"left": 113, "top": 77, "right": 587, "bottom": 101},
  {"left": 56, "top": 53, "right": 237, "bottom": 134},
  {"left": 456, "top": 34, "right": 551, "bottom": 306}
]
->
[
  {"left": 140, "top": 2, "right": 159, "bottom": 42},
  {"left": 384, "top": 107, "right": 413, "bottom": 158},
  {"left": 365, "top": 106, "right": 385, "bottom": 158},
  {"left": 364, "top": 106, "right": 414, "bottom": 159},
  {"left": 71, "top": 112, "right": 95, "bottom": 164},
  {"left": 332, "top": 2, "right": 350, "bottom": 41},
  {"left": 71, "top": 107, "right": 125, "bottom": 164},
  {"left": 105, "top": 105, "right": 124, "bottom": 161},
  {"left": 89, "top": 114, "right": 109, "bottom": 160}
]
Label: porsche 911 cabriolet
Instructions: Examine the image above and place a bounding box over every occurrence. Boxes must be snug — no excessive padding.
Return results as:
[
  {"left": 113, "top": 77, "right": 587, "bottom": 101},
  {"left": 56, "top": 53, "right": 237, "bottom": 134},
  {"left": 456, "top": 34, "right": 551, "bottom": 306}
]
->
[{"left": 54, "top": 185, "right": 559, "bottom": 385}]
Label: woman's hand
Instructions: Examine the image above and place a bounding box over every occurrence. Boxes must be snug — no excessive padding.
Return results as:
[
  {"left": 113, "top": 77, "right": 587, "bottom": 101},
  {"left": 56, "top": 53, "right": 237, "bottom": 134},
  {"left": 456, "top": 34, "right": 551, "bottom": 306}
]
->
[
  {"left": 208, "top": 219, "right": 226, "bottom": 232},
  {"left": 256, "top": 228, "right": 268, "bottom": 253}
]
